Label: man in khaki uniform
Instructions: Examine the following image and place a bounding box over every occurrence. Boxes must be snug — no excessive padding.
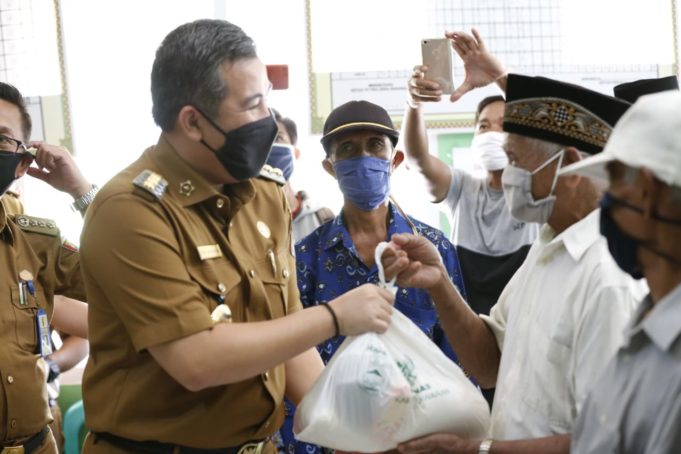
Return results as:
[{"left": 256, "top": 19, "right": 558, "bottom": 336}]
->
[
  {"left": 0, "top": 81, "right": 92, "bottom": 454},
  {"left": 2, "top": 191, "right": 90, "bottom": 453},
  {"left": 80, "top": 19, "right": 394, "bottom": 454}
]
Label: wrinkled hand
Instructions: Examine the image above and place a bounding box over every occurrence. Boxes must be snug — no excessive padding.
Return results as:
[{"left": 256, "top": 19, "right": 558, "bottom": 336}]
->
[
  {"left": 407, "top": 64, "right": 444, "bottom": 106},
  {"left": 445, "top": 28, "right": 507, "bottom": 102},
  {"left": 398, "top": 433, "right": 478, "bottom": 454},
  {"left": 26, "top": 141, "right": 91, "bottom": 199},
  {"left": 329, "top": 283, "right": 394, "bottom": 336},
  {"left": 381, "top": 234, "right": 446, "bottom": 290}
]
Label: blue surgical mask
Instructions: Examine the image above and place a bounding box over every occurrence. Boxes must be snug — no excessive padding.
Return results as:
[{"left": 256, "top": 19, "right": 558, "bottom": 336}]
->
[
  {"left": 266, "top": 143, "right": 295, "bottom": 181},
  {"left": 333, "top": 156, "right": 391, "bottom": 211}
]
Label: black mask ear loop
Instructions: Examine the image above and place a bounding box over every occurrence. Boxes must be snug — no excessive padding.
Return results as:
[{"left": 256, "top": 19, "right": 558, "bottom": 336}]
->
[{"left": 191, "top": 105, "right": 222, "bottom": 153}]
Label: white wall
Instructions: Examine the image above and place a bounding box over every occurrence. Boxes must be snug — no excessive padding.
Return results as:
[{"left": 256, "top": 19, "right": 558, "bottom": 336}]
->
[
  {"left": 21, "top": 0, "right": 678, "bottom": 243},
  {"left": 20, "top": 0, "right": 353, "bottom": 242}
]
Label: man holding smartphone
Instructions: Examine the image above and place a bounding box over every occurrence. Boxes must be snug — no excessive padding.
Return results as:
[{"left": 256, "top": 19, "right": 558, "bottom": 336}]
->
[{"left": 403, "top": 66, "right": 538, "bottom": 409}]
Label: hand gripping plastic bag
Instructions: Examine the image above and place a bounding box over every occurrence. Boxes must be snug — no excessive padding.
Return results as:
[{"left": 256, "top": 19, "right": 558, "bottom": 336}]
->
[{"left": 294, "top": 243, "right": 490, "bottom": 452}]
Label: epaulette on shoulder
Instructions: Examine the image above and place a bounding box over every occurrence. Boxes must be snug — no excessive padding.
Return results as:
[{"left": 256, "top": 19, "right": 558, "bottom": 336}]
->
[
  {"left": 14, "top": 214, "right": 59, "bottom": 237},
  {"left": 258, "top": 164, "right": 286, "bottom": 186},
  {"left": 133, "top": 169, "right": 168, "bottom": 202}
]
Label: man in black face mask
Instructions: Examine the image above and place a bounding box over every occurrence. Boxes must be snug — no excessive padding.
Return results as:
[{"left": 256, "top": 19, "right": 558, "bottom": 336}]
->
[
  {"left": 0, "top": 81, "right": 90, "bottom": 454},
  {"left": 79, "top": 19, "right": 395, "bottom": 454},
  {"left": 561, "top": 90, "right": 681, "bottom": 453}
]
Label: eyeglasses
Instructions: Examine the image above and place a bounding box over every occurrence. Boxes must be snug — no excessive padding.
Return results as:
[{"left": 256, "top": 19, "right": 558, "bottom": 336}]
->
[{"left": 0, "top": 134, "right": 29, "bottom": 154}]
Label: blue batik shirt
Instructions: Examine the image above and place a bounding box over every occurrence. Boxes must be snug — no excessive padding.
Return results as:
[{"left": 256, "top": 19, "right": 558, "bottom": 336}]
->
[{"left": 275, "top": 203, "right": 468, "bottom": 454}]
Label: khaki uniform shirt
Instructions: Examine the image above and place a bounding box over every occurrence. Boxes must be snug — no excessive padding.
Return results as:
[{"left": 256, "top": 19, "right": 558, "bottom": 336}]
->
[
  {"left": 81, "top": 136, "right": 301, "bottom": 449},
  {"left": 0, "top": 195, "right": 85, "bottom": 441},
  {"left": 2, "top": 191, "right": 24, "bottom": 216}
]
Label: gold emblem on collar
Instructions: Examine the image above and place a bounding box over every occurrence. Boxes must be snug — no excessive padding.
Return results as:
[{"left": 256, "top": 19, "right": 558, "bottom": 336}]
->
[
  {"left": 179, "top": 180, "right": 195, "bottom": 197},
  {"left": 197, "top": 244, "right": 222, "bottom": 260},
  {"left": 257, "top": 221, "right": 271, "bottom": 239}
]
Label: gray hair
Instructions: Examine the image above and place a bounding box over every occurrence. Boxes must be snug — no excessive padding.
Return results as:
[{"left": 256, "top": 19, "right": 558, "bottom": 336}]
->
[
  {"left": 151, "top": 19, "right": 257, "bottom": 131},
  {"left": 524, "top": 136, "right": 566, "bottom": 159}
]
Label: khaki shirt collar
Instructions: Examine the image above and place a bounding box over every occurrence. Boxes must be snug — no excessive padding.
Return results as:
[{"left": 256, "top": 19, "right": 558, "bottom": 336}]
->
[
  {"left": 0, "top": 197, "right": 13, "bottom": 244},
  {"left": 147, "top": 135, "right": 255, "bottom": 212}
]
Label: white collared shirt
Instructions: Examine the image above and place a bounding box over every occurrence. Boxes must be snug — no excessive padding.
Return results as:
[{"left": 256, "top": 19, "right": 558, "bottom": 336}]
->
[{"left": 481, "top": 209, "right": 646, "bottom": 440}]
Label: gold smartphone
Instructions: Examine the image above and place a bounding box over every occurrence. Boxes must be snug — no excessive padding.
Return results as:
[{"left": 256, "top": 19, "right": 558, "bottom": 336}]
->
[{"left": 421, "top": 38, "right": 454, "bottom": 94}]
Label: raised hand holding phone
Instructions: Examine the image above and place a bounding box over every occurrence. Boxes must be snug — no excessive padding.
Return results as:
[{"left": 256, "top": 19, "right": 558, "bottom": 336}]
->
[{"left": 420, "top": 38, "right": 454, "bottom": 94}]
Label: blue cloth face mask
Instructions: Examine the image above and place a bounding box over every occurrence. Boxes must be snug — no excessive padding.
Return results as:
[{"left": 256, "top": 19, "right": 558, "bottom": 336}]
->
[{"left": 333, "top": 156, "right": 391, "bottom": 211}]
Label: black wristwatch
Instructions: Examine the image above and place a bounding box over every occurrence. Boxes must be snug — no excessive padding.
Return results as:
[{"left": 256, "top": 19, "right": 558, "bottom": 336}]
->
[{"left": 46, "top": 358, "right": 61, "bottom": 383}]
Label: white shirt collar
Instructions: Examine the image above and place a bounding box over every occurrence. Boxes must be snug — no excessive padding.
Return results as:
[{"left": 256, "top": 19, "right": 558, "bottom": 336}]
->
[{"left": 538, "top": 209, "right": 601, "bottom": 262}]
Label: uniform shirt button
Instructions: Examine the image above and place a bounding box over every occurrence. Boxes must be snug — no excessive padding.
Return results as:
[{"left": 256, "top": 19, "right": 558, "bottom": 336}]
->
[
  {"left": 249, "top": 270, "right": 256, "bottom": 278},
  {"left": 7, "top": 375, "right": 13, "bottom": 384},
  {"left": 216, "top": 199, "right": 224, "bottom": 208},
  {"left": 263, "top": 371, "right": 270, "bottom": 381},
  {"left": 217, "top": 283, "right": 226, "bottom": 293},
  {"left": 282, "top": 269, "right": 289, "bottom": 278},
  {"left": 229, "top": 221, "right": 234, "bottom": 229}
]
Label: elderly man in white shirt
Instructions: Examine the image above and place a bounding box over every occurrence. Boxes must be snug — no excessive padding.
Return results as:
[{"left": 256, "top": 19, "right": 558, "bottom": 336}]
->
[{"left": 381, "top": 30, "right": 646, "bottom": 454}]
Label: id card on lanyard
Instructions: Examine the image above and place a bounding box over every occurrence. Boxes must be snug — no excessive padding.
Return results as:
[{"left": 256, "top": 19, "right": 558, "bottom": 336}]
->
[{"left": 36, "top": 308, "right": 53, "bottom": 356}]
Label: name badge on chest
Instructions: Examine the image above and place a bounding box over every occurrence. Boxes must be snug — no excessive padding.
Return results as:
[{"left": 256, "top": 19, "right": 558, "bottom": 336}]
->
[
  {"left": 197, "top": 244, "right": 223, "bottom": 261},
  {"left": 36, "top": 308, "right": 53, "bottom": 356}
]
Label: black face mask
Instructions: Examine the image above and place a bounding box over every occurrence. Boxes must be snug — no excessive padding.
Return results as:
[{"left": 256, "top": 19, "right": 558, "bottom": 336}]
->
[
  {"left": 600, "top": 192, "right": 681, "bottom": 279},
  {"left": 0, "top": 151, "right": 23, "bottom": 196},
  {"left": 195, "top": 107, "right": 278, "bottom": 181}
]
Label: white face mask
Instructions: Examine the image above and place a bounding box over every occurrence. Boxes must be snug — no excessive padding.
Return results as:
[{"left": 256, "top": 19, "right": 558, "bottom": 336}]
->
[
  {"left": 471, "top": 131, "right": 508, "bottom": 171},
  {"left": 501, "top": 149, "right": 564, "bottom": 224}
]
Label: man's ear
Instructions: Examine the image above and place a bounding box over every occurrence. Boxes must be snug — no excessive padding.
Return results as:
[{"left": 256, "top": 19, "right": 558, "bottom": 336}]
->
[
  {"left": 391, "top": 150, "right": 405, "bottom": 171},
  {"left": 560, "top": 147, "right": 582, "bottom": 189},
  {"left": 14, "top": 155, "right": 33, "bottom": 179},
  {"left": 563, "top": 147, "right": 582, "bottom": 166},
  {"left": 322, "top": 158, "right": 336, "bottom": 179},
  {"left": 176, "top": 106, "right": 203, "bottom": 141},
  {"left": 294, "top": 147, "right": 301, "bottom": 160}
]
